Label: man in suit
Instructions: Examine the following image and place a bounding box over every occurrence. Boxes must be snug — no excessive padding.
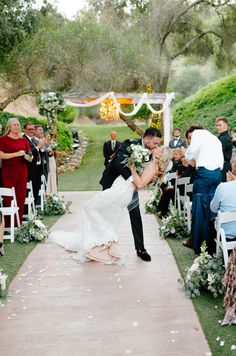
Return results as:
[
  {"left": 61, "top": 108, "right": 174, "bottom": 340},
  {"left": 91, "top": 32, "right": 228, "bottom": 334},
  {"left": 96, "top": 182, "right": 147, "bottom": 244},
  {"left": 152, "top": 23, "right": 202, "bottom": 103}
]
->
[
  {"left": 169, "top": 128, "right": 186, "bottom": 149},
  {"left": 23, "top": 122, "right": 46, "bottom": 205},
  {"left": 215, "top": 117, "right": 233, "bottom": 182},
  {"left": 103, "top": 131, "right": 121, "bottom": 167},
  {"left": 100, "top": 127, "right": 162, "bottom": 262}
]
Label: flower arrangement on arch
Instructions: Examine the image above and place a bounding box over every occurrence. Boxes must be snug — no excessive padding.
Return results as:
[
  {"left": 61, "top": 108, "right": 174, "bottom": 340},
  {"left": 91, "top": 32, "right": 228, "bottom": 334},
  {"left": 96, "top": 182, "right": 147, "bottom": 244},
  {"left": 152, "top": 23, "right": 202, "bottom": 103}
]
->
[
  {"left": 159, "top": 204, "right": 189, "bottom": 239},
  {"left": 179, "top": 242, "right": 225, "bottom": 298},
  {"left": 38, "top": 92, "right": 64, "bottom": 116},
  {"left": 43, "top": 195, "right": 68, "bottom": 216},
  {"left": 15, "top": 216, "right": 48, "bottom": 244},
  {"left": 123, "top": 144, "right": 151, "bottom": 174}
]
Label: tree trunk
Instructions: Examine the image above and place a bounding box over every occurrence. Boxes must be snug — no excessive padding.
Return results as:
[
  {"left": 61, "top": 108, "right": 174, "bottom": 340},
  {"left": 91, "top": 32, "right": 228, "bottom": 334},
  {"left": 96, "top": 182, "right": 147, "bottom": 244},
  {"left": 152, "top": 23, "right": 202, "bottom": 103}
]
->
[{"left": 119, "top": 113, "right": 144, "bottom": 137}]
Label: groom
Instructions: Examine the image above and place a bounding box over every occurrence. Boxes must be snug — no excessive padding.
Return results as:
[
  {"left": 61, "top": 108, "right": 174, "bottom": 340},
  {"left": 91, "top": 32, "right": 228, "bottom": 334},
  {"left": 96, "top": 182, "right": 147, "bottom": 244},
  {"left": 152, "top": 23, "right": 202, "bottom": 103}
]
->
[{"left": 100, "top": 127, "right": 162, "bottom": 262}]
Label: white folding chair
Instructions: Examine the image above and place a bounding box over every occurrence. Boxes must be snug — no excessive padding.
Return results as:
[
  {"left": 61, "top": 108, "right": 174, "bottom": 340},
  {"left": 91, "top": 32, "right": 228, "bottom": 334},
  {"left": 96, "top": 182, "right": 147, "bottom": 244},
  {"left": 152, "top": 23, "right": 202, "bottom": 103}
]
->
[
  {"left": 0, "top": 187, "right": 20, "bottom": 242},
  {"left": 23, "top": 181, "right": 36, "bottom": 221},
  {"left": 215, "top": 210, "right": 236, "bottom": 268},
  {"left": 175, "top": 177, "right": 191, "bottom": 213},
  {"left": 36, "top": 175, "right": 47, "bottom": 212}
]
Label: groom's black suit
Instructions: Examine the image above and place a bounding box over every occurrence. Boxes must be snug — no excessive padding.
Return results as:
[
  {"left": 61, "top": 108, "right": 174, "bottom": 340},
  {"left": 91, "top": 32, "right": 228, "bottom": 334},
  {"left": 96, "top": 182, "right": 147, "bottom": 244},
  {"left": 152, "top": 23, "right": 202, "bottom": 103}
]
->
[{"left": 100, "top": 138, "right": 145, "bottom": 251}]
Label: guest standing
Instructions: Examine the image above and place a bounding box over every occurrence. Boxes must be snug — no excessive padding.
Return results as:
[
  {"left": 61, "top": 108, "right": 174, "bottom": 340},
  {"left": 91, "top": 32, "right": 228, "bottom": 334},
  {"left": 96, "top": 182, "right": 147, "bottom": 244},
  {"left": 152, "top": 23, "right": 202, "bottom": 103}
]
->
[
  {"left": 215, "top": 117, "right": 233, "bottom": 182},
  {"left": 103, "top": 131, "right": 121, "bottom": 167},
  {"left": 23, "top": 122, "right": 46, "bottom": 205},
  {"left": 169, "top": 128, "right": 186, "bottom": 149},
  {"left": 0, "top": 118, "right": 32, "bottom": 223},
  {"left": 183, "top": 125, "right": 223, "bottom": 254}
]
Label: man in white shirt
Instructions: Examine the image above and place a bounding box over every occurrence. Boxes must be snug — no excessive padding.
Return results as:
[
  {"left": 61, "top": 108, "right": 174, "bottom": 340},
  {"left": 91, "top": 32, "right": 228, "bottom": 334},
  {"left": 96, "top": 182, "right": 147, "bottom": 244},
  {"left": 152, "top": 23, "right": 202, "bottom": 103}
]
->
[{"left": 183, "top": 125, "right": 224, "bottom": 254}]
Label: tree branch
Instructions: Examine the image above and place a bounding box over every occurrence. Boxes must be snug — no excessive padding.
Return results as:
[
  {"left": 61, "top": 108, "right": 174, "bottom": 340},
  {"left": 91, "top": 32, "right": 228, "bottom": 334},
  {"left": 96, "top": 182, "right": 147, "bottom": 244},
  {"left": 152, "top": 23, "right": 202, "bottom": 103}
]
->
[
  {"left": 0, "top": 88, "right": 50, "bottom": 112},
  {"left": 119, "top": 113, "right": 144, "bottom": 137},
  {"left": 171, "top": 30, "right": 223, "bottom": 60}
]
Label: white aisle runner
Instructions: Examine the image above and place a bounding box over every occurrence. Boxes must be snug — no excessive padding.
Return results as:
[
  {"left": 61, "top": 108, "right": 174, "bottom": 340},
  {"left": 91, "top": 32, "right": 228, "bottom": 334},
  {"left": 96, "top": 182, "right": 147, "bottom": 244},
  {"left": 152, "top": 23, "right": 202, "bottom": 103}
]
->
[{"left": 0, "top": 191, "right": 210, "bottom": 356}]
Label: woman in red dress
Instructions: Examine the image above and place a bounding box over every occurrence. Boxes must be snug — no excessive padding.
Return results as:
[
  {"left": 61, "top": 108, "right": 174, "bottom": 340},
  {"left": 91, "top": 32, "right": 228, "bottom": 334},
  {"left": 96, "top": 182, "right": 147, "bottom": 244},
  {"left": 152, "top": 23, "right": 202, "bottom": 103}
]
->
[{"left": 0, "top": 118, "right": 32, "bottom": 224}]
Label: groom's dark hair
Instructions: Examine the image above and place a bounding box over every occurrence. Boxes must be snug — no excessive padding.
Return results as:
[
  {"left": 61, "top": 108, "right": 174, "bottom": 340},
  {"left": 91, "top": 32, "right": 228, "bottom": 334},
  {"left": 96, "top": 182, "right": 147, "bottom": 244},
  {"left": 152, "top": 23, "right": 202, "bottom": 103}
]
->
[{"left": 143, "top": 127, "right": 162, "bottom": 138}]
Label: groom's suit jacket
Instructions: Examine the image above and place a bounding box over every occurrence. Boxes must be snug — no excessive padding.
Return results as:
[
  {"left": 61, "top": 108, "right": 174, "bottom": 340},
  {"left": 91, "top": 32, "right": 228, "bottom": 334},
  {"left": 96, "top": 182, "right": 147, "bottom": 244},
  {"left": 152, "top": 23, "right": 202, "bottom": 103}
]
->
[{"left": 100, "top": 138, "right": 142, "bottom": 189}]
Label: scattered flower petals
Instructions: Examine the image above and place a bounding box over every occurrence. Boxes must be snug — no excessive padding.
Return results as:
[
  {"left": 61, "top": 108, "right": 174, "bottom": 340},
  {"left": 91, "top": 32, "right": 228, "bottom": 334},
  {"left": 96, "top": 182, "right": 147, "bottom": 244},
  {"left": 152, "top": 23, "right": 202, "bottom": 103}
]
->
[
  {"left": 214, "top": 305, "right": 218, "bottom": 309},
  {"left": 220, "top": 341, "right": 225, "bottom": 347},
  {"left": 88, "top": 316, "right": 93, "bottom": 319},
  {"left": 15, "top": 290, "right": 21, "bottom": 294},
  {"left": 11, "top": 313, "right": 16, "bottom": 317},
  {"left": 132, "top": 321, "right": 138, "bottom": 327},
  {"left": 136, "top": 299, "right": 141, "bottom": 303},
  {"left": 231, "top": 345, "right": 236, "bottom": 350},
  {"left": 86, "top": 289, "right": 91, "bottom": 292},
  {"left": 170, "top": 330, "right": 179, "bottom": 334},
  {"left": 205, "top": 352, "right": 212, "bottom": 356},
  {"left": 22, "top": 306, "right": 27, "bottom": 310},
  {"left": 218, "top": 320, "right": 222, "bottom": 324},
  {"left": 216, "top": 337, "right": 220, "bottom": 341},
  {"left": 125, "top": 350, "right": 132, "bottom": 354},
  {"left": 171, "top": 340, "right": 175, "bottom": 343},
  {"left": 32, "top": 291, "right": 38, "bottom": 294},
  {"left": 7, "top": 317, "right": 11, "bottom": 320},
  {"left": 118, "top": 285, "right": 122, "bottom": 289}
]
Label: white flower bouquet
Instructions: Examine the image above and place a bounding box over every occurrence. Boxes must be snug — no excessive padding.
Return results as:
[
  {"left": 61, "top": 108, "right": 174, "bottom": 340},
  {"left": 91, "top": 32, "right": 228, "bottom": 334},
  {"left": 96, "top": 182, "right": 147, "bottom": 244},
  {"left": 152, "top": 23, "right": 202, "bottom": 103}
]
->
[
  {"left": 123, "top": 144, "right": 151, "bottom": 174},
  {"left": 38, "top": 92, "right": 64, "bottom": 116},
  {"left": 16, "top": 216, "right": 48, "bottom": 243},
  {"left": 179, "top": 242, "right": 225, "bottom": 298}
]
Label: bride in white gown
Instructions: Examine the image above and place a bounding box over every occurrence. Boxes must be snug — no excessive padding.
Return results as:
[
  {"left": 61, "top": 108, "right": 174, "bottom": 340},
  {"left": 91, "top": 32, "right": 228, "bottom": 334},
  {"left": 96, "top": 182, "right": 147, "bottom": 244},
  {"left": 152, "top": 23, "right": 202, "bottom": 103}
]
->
[{"left": 49, "top": 147, "right": 171, "bottom": 264}]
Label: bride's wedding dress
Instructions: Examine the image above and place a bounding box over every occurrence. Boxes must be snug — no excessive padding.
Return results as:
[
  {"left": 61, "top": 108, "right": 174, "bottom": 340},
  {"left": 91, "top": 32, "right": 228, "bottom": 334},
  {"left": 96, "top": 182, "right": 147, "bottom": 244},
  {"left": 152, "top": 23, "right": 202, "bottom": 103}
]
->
[{"left": 49, "top": 176, "right": 134, "bottom": 263}]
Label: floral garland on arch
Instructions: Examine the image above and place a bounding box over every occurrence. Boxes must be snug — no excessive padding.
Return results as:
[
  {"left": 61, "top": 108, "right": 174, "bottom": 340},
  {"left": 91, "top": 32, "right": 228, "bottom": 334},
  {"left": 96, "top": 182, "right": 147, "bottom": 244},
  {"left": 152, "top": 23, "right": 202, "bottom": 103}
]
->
[{"left": 38, "top": 92, "right": 64, "bottom": 136}]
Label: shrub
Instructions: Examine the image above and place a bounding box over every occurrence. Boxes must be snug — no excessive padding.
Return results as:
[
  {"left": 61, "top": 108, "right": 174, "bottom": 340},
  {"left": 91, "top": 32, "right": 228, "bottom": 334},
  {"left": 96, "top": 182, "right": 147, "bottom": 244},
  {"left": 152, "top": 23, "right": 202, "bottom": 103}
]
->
[{"left": 57, "top": 106, "right": 79, "bottom": 124}]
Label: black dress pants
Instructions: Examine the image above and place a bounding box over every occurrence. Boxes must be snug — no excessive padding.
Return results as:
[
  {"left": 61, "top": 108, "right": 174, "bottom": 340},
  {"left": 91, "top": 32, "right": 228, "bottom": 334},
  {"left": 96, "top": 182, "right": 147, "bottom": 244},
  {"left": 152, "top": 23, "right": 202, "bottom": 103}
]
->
[{"left": 129, "top": 205, "right": 144, "bottom": 251}]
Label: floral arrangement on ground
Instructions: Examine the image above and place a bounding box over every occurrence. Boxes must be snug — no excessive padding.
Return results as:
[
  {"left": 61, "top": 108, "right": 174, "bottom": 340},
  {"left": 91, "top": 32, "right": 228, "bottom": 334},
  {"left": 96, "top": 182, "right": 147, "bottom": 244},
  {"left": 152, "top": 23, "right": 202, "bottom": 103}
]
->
[
  {"left": 145, "top": 183, "right": 161, "bottom": 214},
  {"left": 159, "top": 204, "right": 189, "bottom": 239},
  {"left": 43, "top": 194, "right": 68, "bottom": 216},
  {"left": 16, "top": 216, "right": 48, "bottom": 243},
  {"left": 179, "top": 242, "right": 225, "bottom": 298},
  {"left": 0, "top": 269, "right": 7, "bottom": 296}
]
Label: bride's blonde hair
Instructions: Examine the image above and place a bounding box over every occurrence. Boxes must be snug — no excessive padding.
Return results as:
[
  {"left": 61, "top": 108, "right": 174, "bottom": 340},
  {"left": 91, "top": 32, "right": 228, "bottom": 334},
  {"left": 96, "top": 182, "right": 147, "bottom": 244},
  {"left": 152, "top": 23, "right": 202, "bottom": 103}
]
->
[{"left": 155, "top": 147, "right": 173, "bottom": 179}]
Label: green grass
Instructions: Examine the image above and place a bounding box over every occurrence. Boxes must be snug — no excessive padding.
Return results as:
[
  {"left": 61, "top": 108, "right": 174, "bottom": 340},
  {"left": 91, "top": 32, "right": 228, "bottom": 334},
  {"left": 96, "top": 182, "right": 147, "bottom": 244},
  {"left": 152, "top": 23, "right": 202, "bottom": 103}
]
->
[
  {"left": 0, "top": 214, "right": 61, "bottom": 297},
  {"left": 58, "top": 124, "right": 141, "bottom": 191},
  {"left": 167, "top": 238, "right": 235, "bottom": 356}
]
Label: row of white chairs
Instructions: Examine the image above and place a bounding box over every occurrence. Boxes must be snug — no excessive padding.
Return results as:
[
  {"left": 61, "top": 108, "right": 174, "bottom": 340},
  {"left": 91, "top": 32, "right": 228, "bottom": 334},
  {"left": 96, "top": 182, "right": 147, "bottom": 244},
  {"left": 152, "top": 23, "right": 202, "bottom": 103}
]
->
[
  {"left": 0, "top": 176, "right": 47, "bottom": 242},
  {"left": 165, "top": 172, "right": 236, "bottom": 268}
]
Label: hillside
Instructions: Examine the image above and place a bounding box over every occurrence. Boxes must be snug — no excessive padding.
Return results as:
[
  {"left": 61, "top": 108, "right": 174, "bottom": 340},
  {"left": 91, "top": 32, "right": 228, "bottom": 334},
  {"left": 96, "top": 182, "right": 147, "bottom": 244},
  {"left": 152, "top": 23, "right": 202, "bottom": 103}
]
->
[{"left": 173, "top": 73, "right": 236, "bottom": 134}]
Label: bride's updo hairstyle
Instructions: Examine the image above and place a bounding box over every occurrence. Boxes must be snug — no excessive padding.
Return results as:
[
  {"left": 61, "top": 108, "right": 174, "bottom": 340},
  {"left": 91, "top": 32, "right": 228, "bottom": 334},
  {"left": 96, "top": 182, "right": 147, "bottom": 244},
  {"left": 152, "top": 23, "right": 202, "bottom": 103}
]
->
[{"left": 154, "top": 146, "right": 173, "bottom": 180}]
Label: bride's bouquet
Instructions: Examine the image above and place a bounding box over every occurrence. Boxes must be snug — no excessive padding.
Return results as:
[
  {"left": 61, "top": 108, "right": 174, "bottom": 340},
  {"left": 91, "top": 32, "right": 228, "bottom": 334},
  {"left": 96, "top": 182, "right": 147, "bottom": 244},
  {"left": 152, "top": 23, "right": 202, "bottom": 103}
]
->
[{"left": 123, "top": 144, "right": 151, "bottom": 174}]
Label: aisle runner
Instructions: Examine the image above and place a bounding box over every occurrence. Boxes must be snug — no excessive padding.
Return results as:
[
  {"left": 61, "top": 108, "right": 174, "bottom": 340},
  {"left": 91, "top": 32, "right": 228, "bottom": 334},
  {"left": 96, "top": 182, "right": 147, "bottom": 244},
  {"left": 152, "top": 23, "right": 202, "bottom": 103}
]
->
[{"left": 0, "top": 191, "right": 210, "bottom": 356}]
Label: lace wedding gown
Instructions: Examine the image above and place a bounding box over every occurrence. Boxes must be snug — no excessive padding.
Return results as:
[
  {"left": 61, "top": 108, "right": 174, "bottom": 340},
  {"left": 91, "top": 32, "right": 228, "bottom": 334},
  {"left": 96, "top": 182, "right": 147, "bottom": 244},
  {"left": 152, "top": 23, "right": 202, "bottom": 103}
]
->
[{"left": 49, "top": 176, "right": 134, "bottom": 263}]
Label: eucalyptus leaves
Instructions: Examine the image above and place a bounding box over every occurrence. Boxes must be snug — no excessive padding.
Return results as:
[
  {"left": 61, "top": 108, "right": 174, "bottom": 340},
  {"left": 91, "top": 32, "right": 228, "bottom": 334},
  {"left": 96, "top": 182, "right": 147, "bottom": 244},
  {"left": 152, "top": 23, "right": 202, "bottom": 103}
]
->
[
  {"left": 159, "top": 204, "right": 189, "bottom": 240},
  {"left": 16, "top": 217, "right": 48, "bottom": 244}
]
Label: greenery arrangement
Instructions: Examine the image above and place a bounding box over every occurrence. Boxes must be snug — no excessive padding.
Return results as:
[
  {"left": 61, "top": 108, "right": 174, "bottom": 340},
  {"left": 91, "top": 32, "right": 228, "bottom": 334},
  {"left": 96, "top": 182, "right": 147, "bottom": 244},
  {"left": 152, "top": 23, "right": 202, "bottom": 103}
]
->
[
  {"left": 179, "top": 242, "right": 225, "bottom": 299},
  {"left": 159, "top": 204, "right": 189, "bottom": 240},
  {"left": 16, "top": 217, "right": 48, "bottom": 244},
  {"left": 43, "top": 195, "right": 68, "bottom": 216},
  {"left": 145, "top": 183, "right": 161, "bottom": 214}
]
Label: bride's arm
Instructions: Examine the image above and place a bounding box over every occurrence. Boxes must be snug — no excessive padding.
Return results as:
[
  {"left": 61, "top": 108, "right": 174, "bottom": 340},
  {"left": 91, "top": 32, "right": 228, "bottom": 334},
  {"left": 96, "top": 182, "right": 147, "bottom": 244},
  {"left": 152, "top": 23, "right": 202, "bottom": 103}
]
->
[{"left": 130, "top": 160, "right": 156, "bottom": 189}]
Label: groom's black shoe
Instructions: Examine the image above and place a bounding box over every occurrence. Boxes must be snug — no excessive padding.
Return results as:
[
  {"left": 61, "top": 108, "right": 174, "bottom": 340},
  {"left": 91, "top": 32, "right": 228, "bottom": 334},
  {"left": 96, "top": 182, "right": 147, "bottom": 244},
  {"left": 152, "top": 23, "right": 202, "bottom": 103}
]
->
[{"left": 136, "top": 249, "right": 151, "bottom": 262}]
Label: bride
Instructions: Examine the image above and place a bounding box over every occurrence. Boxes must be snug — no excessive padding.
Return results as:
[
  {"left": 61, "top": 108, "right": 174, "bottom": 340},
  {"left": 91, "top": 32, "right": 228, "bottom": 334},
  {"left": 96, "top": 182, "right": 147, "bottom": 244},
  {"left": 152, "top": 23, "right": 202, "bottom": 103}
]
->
[{"left": 49, "top": 146, "right": 172, "bottom": 264}]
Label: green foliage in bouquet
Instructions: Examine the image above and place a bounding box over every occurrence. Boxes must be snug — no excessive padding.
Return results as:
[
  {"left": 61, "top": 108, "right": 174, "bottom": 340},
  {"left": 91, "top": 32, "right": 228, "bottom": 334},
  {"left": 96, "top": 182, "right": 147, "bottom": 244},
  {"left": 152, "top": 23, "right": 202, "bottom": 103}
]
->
[
  {"left": 179, "top": 242, "right": 225, "bottom": 298},
  {"left": 43, "top": 195, "right": 68, "bottom": 216},
  {"left": 145, "top": 183, "right": 161, "bottom": 214},
  {"left": 16, "top": 217, "right": 48, "bottom": 244},
  {"left": 159, "top": 204, "right": 189, "bottom": 239}
]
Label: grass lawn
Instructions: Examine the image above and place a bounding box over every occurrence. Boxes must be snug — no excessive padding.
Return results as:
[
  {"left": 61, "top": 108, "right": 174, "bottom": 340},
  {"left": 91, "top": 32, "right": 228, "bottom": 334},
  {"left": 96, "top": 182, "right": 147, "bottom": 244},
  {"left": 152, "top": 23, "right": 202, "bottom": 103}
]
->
[
  {"left": 0, "top": 214, "right": 61, "bottom": 297},
  {"left": 58, "top": 124, "right": 235, "bottom": 356},
  {"left": 58, "top": 124, "right": 140, "bottom": 191}
]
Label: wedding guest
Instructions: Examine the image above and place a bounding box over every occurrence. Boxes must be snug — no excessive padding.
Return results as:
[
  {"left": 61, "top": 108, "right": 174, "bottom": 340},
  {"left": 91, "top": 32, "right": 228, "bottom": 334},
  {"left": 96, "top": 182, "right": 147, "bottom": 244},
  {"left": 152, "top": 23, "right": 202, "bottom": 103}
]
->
[
  {"left": 103, "top": 131, "right": 121, "bottom": 167},
  {"left": 215, "top": 117, "right": 233, "bottom": 182},
  {"left": 23, "top": 122, "right": 46, "bottom": 205},
  {"left": 0, "top": 211, "right": 5, "bottom": 256},
  {"left": 34, "top": 125, "right": 49, "bottom": 181},
  {"left": 226, "top": 154, "right": 236, "bottom": 181},
  {"left": 45, "top": 132, "right": 57, "bottom": 196},
  {"left": 183, "top": 125, "right": 223, "bottom": 254},
  {"left": 0, "top": 118, "right": 32, "bottom": 224},
  {"left": 169, "top": 128, "right": 186, "bottom": 149}
]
